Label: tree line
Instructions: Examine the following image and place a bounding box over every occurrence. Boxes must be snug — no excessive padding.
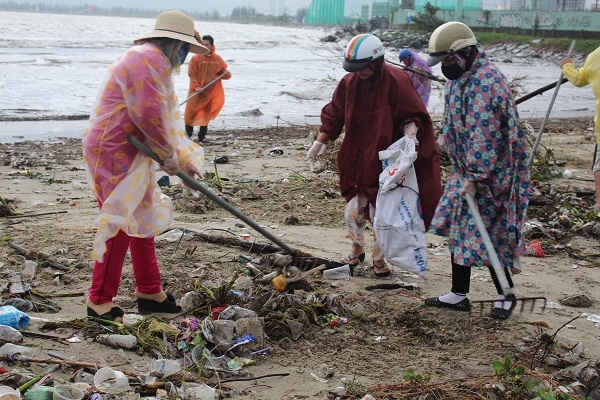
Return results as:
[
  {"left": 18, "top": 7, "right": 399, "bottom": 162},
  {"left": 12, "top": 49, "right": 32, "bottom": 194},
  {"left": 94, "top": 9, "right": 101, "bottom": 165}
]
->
[{"left": 0, "top": 2, "right": 308, "bottom": 25}]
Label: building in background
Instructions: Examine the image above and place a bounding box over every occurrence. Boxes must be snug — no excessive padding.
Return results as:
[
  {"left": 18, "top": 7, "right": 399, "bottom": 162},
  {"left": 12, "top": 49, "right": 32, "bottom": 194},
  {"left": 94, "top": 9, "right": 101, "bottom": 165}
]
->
[
  {"left": 304, "top": 0, "right": 600, "bottom": 32},
  {"left": 415, "top": 0, "right": 482, "bottom": 10},
  {"left": 305, "top": 0, "right": 345, "bottom": 24}
]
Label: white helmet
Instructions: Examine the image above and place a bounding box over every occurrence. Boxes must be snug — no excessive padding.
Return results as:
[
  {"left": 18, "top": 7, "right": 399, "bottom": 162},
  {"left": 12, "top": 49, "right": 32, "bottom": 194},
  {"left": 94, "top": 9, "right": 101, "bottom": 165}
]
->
[
  {"left": 343, "top": 34, "right": 385, "bottom": 72},
  {"left": 427, "top": 21, "right": 477, "bottom": 66}
]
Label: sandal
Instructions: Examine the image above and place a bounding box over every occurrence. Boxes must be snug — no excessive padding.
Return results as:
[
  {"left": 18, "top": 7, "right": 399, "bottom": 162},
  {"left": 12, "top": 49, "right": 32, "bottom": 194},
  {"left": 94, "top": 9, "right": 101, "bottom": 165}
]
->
[
  {"left": 343, "top": 252, "right": 365, "bottom": 266},
  {"left": 424, "top": 297, "right": 471, "bottom": 312},
  {"left": 87, "top": 306, "right": 125, "bottom": 322},
  {"left": 137, "top": 293, "right": 181, "bottom": 314},
  {"left": 373, "top": 262, "right": 391, "bottom": 278}
]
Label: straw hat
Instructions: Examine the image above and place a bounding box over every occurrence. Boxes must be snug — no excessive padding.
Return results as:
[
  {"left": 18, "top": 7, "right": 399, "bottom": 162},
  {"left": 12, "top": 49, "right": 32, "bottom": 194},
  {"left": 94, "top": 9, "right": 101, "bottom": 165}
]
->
[{"left": 136, "top": 10, "right": 208, "bottom": 54}]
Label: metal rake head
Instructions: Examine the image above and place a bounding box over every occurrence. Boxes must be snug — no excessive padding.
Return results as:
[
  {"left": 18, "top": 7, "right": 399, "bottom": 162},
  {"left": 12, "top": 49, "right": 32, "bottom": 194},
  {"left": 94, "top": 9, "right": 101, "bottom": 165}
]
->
[{"left": 470, "top": 294, "right": 548, "bottom": 315}]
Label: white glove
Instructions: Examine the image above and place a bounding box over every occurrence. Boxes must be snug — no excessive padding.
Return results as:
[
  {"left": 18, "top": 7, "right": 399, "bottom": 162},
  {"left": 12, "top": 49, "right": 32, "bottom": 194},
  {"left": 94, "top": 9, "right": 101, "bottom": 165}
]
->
[
  {"left": 307, "top": 140, "right": 326, "bottom": 161},
  {"left": 403, "top": 122, "right": 418, "bottom": 138}
]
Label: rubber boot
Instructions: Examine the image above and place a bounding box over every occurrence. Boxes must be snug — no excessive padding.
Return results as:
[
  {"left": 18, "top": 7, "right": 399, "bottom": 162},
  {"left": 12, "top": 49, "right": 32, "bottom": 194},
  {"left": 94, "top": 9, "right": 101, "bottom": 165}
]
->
[
  {"left": 185, "top": 125, "right": 194, "bottom": 138},
  {"left": 594, "top": 170, "right": 600, "bottom": 213}
]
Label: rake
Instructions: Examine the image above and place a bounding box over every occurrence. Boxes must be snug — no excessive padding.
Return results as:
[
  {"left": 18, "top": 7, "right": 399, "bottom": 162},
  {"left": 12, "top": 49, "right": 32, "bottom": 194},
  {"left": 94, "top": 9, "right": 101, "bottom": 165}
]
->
[
  {"left": 464, "top": 191, "right": 547, "bottom": 314},
  {"left": 127, "top": 135, "right": 344, "bottom": 271}
]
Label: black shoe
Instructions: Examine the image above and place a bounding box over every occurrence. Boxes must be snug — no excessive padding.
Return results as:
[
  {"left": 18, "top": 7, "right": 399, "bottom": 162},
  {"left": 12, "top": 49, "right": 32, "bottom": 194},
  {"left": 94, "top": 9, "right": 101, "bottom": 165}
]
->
[
  {"left": 87, "top": 306, "right": 124, "bottom": 322},
  {"left": 137, "top": 293, "right": 181, "bottom": 314},
  {"left": 424, "top": 296, "right": 471, "bottom": 311},
  {"left": 491, "top": 295, "right": 517, "bottom": 320}
]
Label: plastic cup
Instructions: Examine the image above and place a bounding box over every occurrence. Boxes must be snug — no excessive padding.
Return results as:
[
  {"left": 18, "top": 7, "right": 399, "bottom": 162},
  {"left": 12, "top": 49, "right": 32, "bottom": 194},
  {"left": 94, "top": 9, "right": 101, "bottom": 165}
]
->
[
  {"left": 0, "top": 385, "right": 21, "bottom": 400},
  {"left": 323, "top": 264, "right": 351, "bottom": 280},
  {"left": 52, "top": 385, "right": 83, "bottom": 400},
  {"left": 24, "top": 386, "right": 54, "bottom": 400}
]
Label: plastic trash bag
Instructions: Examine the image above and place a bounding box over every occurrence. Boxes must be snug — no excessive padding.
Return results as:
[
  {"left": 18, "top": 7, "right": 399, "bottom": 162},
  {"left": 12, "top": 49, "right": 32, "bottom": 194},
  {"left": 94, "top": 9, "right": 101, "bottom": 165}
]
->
[{"left": 373, "top": 136, "right": 427, "bottom": 276}]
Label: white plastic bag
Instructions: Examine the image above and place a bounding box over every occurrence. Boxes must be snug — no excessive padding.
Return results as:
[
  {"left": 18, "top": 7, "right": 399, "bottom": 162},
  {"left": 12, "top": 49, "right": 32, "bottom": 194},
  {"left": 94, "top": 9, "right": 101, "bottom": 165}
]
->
[{"left": 373, "top": 136, "right": 427, "bottom": 275}]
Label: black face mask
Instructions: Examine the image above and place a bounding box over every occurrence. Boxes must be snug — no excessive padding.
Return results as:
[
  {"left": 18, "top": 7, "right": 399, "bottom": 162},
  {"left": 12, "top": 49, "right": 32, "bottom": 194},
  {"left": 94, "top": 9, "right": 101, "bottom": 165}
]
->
[
  {"left": 177, "top": 43, "right": 190, "bottom": 66},
  {"left": 441, "top": 63, "right": 465, "bottom": 80},
  {"left": 441, "top": 47, "right": 477, "bottom": 80},
  {"left": 441, "top": 53, "right": 467, "bottom": 80}
]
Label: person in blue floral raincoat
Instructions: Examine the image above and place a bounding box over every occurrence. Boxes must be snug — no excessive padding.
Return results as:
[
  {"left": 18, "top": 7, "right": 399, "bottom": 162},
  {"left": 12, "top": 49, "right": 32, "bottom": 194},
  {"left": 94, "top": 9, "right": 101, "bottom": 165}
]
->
[{"left": 423, "top": 22, "right": 530, "bottom": 320}]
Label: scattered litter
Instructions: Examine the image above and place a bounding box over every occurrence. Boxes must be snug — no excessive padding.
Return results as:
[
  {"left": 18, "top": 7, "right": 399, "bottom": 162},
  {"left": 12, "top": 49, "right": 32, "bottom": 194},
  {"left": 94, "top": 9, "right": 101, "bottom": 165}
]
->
[
  {"left": 268, "top": 147, "right": 284, "bottom": 156},
  {"left": 586, "top": 314, "right": 600, "bottom": 324},
  {"left": 525, "top": 240, "right": 545, "bottom": 257}
]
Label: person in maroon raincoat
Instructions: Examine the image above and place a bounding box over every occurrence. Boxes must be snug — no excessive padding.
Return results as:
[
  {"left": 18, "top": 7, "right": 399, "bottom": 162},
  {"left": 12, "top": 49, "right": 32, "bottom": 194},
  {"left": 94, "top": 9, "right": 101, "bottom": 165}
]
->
[{"left": 308, "top": 33, "right": 442, "bottom": 277}]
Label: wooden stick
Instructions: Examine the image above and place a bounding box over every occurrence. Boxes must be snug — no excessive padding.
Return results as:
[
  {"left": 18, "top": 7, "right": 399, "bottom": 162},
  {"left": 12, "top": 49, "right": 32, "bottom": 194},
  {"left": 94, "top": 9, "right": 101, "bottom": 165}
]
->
[
  {"left": 220, "top": 372, "right": 290, "bottom": 383},
  {"left": 5, "top": 210, "right": 68, "bottom": 219},
  {"left": 0, "top": 356, "right": 140, "bottom": 378},
  {"left": 7, "top": 241, "right": 69, "bottom": 271}
]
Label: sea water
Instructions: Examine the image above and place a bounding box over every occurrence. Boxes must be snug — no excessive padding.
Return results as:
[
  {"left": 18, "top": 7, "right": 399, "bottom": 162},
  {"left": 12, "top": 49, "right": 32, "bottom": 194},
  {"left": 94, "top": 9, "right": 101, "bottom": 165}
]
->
[{"left": 0, "top": 11, "right": 595, "bottom": 143}]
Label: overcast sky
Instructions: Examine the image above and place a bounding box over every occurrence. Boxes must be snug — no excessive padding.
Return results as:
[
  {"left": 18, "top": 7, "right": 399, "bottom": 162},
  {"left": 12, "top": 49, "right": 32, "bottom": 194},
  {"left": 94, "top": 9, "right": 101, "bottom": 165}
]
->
[{"left": 16, "top": 0, "right": 313, "bottom": 15}]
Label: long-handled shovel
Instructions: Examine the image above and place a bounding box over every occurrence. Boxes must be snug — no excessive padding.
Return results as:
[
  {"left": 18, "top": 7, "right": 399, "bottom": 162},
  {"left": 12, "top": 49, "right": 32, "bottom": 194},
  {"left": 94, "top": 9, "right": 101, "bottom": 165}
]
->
[
  {"left": 126, "top": 134, "right": 344, "bottom": 270},
  {"left": 463, "top": 191, "right": 547, "bottom": 313},
  {"left": 179, "top": 71, "right": 229, "bottom": 106}
]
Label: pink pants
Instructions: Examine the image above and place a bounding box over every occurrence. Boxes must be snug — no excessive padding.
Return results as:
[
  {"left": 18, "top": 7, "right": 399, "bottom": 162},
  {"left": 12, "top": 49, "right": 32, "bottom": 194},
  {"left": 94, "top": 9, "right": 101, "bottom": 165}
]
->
[{"left": 89, "top": 230, "right": 162, "bottom": 305}]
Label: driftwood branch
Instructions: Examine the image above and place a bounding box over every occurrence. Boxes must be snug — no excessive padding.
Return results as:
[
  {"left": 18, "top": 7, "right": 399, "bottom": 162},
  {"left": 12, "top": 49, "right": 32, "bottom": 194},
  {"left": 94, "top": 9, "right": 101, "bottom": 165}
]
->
[
  {"left": 5, "top": 210, "right": 68, "bottom": 219},
  {"left": 172, "top": 228, "right": 283, "bottom": 255},
  {"left": 7, "top": 241, "right": 69, "bottom": 271},
  {"left": 0, "top": 356, "right": 140, "bottom": 378},
  {"left": 168, "top": 227, "right": 343, "bottom": 270}
]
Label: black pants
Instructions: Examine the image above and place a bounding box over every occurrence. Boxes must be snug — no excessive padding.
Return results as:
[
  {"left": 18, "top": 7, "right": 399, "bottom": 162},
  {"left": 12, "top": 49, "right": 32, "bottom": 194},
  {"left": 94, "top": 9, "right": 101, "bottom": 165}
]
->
[
  {"left": 451, "top": 261, "right": 514, "bottom": 295},
  {"left": 198, "top": 126, "right": 207, "bottom": 141},
  {"left": 185, "top": 125, "right": 208, "bottom": 141}
]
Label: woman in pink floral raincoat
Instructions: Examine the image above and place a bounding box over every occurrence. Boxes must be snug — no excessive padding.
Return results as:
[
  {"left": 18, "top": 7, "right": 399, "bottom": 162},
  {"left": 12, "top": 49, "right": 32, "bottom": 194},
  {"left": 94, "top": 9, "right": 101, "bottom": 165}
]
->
[{"left": 82, "top": 10, "right": 208, "bottom": 321}]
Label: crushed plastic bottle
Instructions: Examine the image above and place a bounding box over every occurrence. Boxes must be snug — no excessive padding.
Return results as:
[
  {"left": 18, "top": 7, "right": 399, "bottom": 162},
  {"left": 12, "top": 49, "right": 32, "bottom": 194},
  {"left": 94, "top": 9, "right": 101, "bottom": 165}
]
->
[
  {"left": 0, "top": 325, "right": 23, "bottom": 344},
  {"left": 93, "top": 367, "right": 130, "bottom": 395},
  {"left": 0, "top": 343, "right": 34, "bottom": 358},
  {"left": 96, "top": 334, "right": 137, "bottom": 350},
  {"left": 149, "top": 359, "right": 183, "bottom": 378}
]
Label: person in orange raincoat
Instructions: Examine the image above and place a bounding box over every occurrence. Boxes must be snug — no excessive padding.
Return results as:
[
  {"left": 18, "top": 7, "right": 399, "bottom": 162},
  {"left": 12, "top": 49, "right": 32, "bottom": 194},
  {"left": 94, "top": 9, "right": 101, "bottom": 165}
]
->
[{"left": 184, "top": 35, "right": 231, "bottom": 142}]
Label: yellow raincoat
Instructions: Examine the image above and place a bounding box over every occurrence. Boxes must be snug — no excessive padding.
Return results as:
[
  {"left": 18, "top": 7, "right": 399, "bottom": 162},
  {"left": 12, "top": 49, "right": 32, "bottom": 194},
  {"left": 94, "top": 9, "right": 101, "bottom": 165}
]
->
[
  {"left": 83, "top": 43, "right": 205, "bottom": 261},
  {"left": 561, "top": 46, "right": 600, "bottom": 143},
  {"left": 184, "top": 48, "right": 231, "bottom": 126}
]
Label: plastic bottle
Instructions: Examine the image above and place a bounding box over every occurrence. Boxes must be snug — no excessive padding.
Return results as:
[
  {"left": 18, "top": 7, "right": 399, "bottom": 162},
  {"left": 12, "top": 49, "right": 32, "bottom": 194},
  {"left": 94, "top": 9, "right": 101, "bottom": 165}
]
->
[
  {"left": 96, "top": 334, "right": 137, "bottom": 350},
  {"left": 0, "top": 325, "right": 23, "bottom": 343},
  {"left": 21, "top": 260, "right": 38, "bottom": 281},
  {"left": 322, "top": 264, "right": 352, "bottom": 280},
  {"left": 0, "top": 306, "right": 29, "bottom": 329}
]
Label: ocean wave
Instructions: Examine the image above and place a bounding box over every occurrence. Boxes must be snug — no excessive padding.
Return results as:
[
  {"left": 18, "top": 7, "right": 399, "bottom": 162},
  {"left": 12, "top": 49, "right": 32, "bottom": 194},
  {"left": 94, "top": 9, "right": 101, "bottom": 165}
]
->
[{"left": 0, "top": 111, "right": 89, "bottom": 122}]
